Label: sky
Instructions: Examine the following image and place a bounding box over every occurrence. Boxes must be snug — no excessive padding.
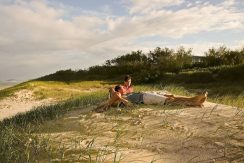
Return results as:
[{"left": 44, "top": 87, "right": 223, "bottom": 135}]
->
[{"left": 0, "top": 0, "right": 243, "bottom": 81}]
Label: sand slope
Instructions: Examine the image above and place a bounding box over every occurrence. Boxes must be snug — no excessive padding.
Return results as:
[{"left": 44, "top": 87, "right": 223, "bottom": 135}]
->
[
  {"left": 37, "top": 101, "right": 244, "bottom": 162},
  {"left": 0, "top": 89, "right": 53, "bottom": 121},
  {"left": 1, "top": 89, "right": 243, "bottom": 162}
]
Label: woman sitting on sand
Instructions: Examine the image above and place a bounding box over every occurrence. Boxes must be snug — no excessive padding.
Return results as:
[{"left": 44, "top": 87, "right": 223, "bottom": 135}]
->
[
  {"left": 94, "top": 85, "right": 208, "bottom": 113},
  {"left": 109, "top": 75, "right": 133, "bottom": 98}
]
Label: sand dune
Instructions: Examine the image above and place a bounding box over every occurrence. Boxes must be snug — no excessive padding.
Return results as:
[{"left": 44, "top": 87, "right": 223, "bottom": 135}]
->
[
  {"left": 0, "top": 82, "right": 20, "bottom": 90},
  {"left": 0, "top": 89, "right": 53, "bottom": 121},
  {"left": 1, "top": 89, "right": 243, "bottom": 162},
  {"left": 37, "top": 101, "right": 243, "bottom": 162}
]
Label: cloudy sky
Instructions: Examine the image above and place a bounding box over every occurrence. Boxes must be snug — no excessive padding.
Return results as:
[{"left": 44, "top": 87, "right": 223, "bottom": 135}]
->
[{"left": 0, "top": 0, "right": 243, "bottom": 81}]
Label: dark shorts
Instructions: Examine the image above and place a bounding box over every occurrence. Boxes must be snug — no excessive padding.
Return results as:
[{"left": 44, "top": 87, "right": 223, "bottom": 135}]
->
[{"left": 125, "top": 93, "right": 143, "bottom": 104}]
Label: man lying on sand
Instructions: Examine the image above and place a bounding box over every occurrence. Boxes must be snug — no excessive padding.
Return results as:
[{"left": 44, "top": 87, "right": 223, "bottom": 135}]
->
[{"left": 94, "top": 85, "right": 208, "bottom": 113}]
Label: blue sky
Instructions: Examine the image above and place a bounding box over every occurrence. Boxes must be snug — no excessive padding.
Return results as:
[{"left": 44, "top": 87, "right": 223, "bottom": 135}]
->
[{"left": 0, "top": 0, "right": 243, "bottom": 81}]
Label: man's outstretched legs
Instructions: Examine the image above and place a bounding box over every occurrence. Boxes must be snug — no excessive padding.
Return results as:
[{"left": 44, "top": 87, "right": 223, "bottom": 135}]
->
[{"left": 165, "top": 91, "right": 208, "bottom": 107}]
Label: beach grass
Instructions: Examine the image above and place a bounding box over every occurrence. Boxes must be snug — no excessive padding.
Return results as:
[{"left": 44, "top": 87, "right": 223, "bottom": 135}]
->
[
  {"left": 0, "top": 90, "right": 107, "bottom": 162},
  {"left": 1, "top": 80, "right": 243, "bottom": 107},
  {"left": 0, "top": 80, "right": 114, "bottom": 101},
  {"left": 0, "top": 79, "right": 243, "bottom": 162}
]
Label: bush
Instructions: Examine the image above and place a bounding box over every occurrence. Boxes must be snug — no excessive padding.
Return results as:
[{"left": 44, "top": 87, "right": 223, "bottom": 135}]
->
[
  {"left": 217, "top": 64, "right": 244, "bottom": 81},
  {"left": 171, "top": 71, "right": 214, "bottom": 83}
]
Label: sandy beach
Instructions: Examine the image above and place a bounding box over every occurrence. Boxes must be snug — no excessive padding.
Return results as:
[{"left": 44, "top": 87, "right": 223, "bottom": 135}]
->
[
  {"left": 0, "top": 87, "right": 243, "bottom": 162},
  {"left": 0, "top": 82, "right": 20, "bottom": 90},
  {"left": 37, "top": 101, "right": 243, "bottom": 162},
  {"left": 0, "top": 89, "right": 53, "bottom": 121}
]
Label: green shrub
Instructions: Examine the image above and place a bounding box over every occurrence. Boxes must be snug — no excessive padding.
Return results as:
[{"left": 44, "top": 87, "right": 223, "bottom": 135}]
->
[
  {"left": 173, "top": 71, "right": 214, "bottom": 83},
  {"left": 217, "top": 64, "right": 244, "bottom": 81}
]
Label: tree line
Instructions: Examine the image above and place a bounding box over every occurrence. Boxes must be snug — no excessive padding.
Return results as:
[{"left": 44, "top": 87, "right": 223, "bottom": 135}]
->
[{"left": 37, "top": 46, "right": 244, "bottom": 82}]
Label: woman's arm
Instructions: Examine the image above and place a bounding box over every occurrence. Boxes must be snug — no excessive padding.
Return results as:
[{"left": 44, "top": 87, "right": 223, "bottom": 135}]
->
[
  {"left": 108, "top": 92, "right": 127, "bottom": 104},
  {"left": 115, "top": 93, "right": 134, "bottom": 107},
  {"left": 127, "top": 86, "right": 134, "bottom": 94},
  {"left": 118, "top": 95, "right": 129, "bottom": 105},
  {"left": 109, "top": 87, "right": 116, "bottom": 93},
  {"left": 94, "top": 91, "right": 133, "bottom": 112}
]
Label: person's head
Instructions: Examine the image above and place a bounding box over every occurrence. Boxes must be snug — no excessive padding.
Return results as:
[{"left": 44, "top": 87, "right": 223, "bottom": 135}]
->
[
  {"left": 114, "top": 85, "right": 122, "bottom": 92},
  {"left": 124, "top": 75, "right": 132, "bottom": 87}
]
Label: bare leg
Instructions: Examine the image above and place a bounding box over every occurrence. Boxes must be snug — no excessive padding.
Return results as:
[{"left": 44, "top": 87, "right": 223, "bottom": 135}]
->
[
  {"left": 166, "top": 91, "right": 208, "bottom": 107},
  {"left": 164, "top": 94, "right": 174, "bottom": 98}
]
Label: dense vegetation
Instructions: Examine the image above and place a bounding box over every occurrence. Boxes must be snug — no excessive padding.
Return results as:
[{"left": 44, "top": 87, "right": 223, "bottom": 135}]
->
[{"left": 37, "top": 46, "right": 244, "bottom": 83}]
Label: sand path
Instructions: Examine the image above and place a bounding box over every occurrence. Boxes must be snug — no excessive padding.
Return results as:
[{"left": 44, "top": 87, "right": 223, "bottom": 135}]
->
[{"left": 0, "top": 89, "right": 53, "bottom": 121}]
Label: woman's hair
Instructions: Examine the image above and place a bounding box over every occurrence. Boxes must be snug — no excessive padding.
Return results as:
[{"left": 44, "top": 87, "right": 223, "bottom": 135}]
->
[
  {"left": 114, "top": 85, "right": 122, "bottom": 92},
  {"left": 124, "top": 75, "right": 131, "bottom": 82}
]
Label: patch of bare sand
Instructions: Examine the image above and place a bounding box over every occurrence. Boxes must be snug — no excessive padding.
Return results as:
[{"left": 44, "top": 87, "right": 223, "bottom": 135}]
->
[
  {"left": 0, "top": 89, "right": 53, "bottom": 121},
  {"left": 0, "top": 86, "right": 8, "bottom": 90},
  {"left": 0, "top": 83, "right": 18, "bottom": 90},
  {"left": 36, "top": 101, "right": 244, "bottom": 162}
]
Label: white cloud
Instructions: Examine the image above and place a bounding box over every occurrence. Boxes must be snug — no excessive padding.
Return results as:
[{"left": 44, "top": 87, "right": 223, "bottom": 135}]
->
[
  {"left": 125, "top": 0, "right": 184, "bottom": 14},
  {"left": 126, "top": 3, "right": 243, "bottom": 38},
  {"left": 177, "top": 41, "right": 244, "bottom": 55},
  {"left": 1, "top": 0, "right": 243, "bottom": 53},
  {"left": 0, "top": 0, "right": 108, "bottom": 53},
  {"left": 222, "top": 0, "right": 235, "bottom": 7},
  {"left": 0, "top": 0, "right": 243, "bottom": 80}
]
